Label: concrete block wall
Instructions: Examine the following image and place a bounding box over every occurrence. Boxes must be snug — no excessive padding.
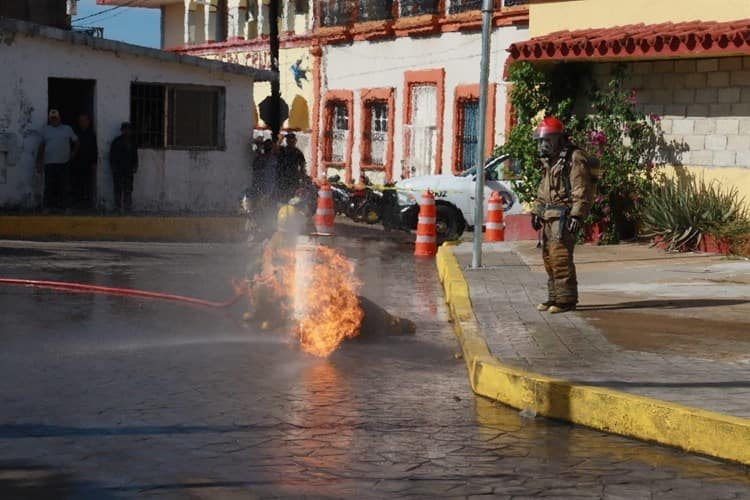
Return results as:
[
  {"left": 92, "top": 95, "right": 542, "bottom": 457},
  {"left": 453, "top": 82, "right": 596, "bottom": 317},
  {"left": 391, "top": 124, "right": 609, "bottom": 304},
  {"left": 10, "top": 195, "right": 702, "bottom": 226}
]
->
[{"left": 593, "top": 57, "right": 750, "bottom": 168}]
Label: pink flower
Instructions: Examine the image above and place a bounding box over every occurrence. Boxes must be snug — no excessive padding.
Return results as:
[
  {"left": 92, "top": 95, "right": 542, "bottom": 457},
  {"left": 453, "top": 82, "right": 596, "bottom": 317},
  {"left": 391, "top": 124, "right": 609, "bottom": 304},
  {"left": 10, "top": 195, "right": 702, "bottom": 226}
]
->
[
  {"left": 629, "top": 90, "right": 638, "bottom": 105},
  {"left": 603, "top": 216, "right": 611, "bottom": 223},
  {"left": 647, "top": 113, "right": 661, "bottom": 123},
  {"left": 595, "top": 195, "right": 602, "bottom": 203}
]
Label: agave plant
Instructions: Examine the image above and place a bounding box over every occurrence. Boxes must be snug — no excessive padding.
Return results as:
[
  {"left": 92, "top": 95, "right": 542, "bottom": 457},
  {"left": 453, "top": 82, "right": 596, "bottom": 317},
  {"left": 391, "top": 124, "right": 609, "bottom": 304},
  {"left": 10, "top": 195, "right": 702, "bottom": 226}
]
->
[{"left": 641, "top": 175, "right": 750, "bottom": 252}]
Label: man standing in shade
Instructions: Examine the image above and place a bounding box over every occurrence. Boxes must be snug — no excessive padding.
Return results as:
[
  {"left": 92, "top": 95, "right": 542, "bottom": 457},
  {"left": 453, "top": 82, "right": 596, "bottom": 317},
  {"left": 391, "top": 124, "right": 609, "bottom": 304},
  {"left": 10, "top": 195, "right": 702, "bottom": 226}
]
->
[
  {"left": 109, "top": 122, "right": 138, "bottom": 213},
  {"left": 531, "top": 116, "right": 594, "bottom": 314},
  {"left": 71, "top": 113, "right": 98, "bottom": 210},
  {"left": 37, "top": 109, "right": 78, "bottom": 212}
]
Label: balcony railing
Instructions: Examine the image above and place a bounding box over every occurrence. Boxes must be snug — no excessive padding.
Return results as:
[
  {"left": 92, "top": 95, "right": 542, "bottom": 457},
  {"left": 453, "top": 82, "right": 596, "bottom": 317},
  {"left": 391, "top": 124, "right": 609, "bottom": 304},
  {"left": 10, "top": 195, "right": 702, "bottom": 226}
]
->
[
  {"left": 399, "top": 0, "right": 440, "bottom": 17},
  {"left": 320, "top": 0, "right": 355, "bottom": 27},
  {"left": 358, "top": 0, "right": 393, "bottom": 22}
]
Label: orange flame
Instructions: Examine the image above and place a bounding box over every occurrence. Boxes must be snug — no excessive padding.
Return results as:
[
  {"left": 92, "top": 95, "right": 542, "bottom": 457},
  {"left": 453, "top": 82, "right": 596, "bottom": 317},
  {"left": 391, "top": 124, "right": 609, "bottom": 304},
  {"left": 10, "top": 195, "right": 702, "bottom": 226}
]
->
[
  {"left": 295, "top": 245, "right": 363, "bottom": 357},
  {"left": 247, "top": 237, "right": 363, "bottom": 357}
]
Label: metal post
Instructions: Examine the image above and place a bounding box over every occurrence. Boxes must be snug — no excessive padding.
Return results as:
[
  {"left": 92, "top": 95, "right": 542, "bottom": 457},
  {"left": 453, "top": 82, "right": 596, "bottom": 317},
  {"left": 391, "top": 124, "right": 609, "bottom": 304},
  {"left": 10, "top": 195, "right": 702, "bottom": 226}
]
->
[
  {"left": 471, "top": 0, "right": 493, "bottom": 269},
  {"left": 269, "top": 0, "right": 281, "bottom": 141}
]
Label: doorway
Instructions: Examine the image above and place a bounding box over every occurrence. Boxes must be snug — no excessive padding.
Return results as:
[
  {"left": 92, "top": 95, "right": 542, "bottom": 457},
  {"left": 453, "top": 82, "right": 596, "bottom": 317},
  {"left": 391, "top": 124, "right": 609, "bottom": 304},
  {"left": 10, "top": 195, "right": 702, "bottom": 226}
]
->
[
  {"left": 48, "top": 78, "right": 97, "bottom": 210},
  {"left": 407, "top": 84, "right": 437, "bottom": 177}
]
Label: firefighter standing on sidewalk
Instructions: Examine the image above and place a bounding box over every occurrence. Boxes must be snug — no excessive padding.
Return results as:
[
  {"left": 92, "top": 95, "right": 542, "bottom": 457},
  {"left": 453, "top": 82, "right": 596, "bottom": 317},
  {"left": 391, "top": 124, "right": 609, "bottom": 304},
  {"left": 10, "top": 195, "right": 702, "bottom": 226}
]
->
[{"left": 531, "top": 116, "right": 594, "bottom": 314}]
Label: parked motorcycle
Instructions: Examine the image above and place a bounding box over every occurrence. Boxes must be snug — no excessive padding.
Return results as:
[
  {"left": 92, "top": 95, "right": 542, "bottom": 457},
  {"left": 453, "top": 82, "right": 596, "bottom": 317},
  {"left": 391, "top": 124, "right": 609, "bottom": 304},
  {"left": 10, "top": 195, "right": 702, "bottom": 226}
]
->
[{"left": 327, "top": 175, "right": 384, "bottom": 224}]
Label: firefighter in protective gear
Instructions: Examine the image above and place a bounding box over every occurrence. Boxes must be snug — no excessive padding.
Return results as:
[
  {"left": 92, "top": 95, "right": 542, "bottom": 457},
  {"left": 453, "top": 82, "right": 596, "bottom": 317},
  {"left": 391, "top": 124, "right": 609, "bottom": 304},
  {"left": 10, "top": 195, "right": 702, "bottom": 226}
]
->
[{"left": 531, "top": 116, "right": 594, "bottom": 314}]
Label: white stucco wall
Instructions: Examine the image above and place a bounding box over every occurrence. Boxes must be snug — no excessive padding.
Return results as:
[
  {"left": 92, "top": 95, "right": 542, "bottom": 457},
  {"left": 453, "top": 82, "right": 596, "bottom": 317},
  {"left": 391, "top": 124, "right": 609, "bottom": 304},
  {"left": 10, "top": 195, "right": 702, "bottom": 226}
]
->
[
  {"left": 0, "top": 31, "right": 255, "bottom": 213},
  {"left": 321, "top": 25, "right": 529, "bottom": 183},
  {"left": 163, "top": 2, "right": 185, "bottom": 49}
]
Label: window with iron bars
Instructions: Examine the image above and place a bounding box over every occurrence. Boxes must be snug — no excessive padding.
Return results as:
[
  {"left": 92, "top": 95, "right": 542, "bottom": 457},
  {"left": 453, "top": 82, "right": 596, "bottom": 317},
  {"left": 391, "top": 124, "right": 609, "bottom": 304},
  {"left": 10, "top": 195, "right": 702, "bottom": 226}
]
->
[
  {"left": 448, "top": 0, "right": 503, "bottom": 14},
  {"left": 358, "top": 0, "right": 393, "bottom": 22},
  {"left": 363, "top": 100, "right": 388, "bottom": 166},
  {"left": 130, "top": 83, "right": 224, "bottom": 149},
  {"left": 399, "top": 0, "right": 440, "bottom": 17},
  {"left": 456, "top": 98, "right": 479, "bottom": 172},
  {"left": 324, "top": 101, "right": 349, "bottom": 163},
  {"left": 320, "top": 0, "right": 355, "bottom": 26}
]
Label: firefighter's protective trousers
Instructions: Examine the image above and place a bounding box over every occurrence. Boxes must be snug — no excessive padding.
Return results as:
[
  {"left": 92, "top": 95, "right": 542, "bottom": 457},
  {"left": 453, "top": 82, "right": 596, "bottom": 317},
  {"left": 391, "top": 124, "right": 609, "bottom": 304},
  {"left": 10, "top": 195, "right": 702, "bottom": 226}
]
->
[{"left": 541, "top": 217, "right": 577, "bottom": 305}]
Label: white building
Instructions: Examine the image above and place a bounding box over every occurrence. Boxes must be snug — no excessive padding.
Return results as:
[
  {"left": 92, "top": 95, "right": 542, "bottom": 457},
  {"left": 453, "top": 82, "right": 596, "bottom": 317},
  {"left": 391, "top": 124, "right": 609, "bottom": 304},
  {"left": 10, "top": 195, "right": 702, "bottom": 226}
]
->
[
  {"left": 312, "top": 0, "right": 529, "bottom": 184},
  {"left": 0, "top": 18, "right": 273, "bottom": 213}
]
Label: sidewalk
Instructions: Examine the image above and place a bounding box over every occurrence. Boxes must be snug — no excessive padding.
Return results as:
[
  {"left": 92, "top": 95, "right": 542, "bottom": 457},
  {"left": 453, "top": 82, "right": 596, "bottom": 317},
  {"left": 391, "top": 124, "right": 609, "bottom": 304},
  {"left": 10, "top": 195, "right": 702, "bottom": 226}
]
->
[{"left": 439, "top": 241, "right": 750, "bottom": 464}]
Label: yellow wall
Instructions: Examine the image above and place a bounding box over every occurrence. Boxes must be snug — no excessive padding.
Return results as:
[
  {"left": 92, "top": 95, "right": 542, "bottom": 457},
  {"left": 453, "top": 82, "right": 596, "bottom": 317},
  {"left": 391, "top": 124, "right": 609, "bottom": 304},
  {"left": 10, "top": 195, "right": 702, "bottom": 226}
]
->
[
  {"left": 530, "top": 0, "right": 750, "bottom": 37},
  {"left": 252, "top": 46, "right": 314, "bottom": 130},
  {"left": 667, "top": 166, "right": 750, "bottom": 208}
]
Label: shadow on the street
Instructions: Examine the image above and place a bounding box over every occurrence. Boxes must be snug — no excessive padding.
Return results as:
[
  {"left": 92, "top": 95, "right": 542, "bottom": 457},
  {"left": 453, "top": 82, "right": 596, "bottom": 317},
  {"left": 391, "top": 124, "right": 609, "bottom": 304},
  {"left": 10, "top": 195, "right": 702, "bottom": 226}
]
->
[
  {"left": 578, "top": 298, "right": 750, "bottom": 311},
  {"left": 0, "top": 461, "right": 118, "bottom": 499}
]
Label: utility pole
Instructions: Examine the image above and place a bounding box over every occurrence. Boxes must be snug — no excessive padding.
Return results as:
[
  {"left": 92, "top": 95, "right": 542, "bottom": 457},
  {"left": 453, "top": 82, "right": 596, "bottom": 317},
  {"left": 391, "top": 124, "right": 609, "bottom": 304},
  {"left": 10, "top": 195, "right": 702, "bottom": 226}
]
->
[
  {"left": 269, "top": 0, "right": 281, "bottom": 142},
  {"left": 471, "top": 0, "right": 493, "bottom": 269}
]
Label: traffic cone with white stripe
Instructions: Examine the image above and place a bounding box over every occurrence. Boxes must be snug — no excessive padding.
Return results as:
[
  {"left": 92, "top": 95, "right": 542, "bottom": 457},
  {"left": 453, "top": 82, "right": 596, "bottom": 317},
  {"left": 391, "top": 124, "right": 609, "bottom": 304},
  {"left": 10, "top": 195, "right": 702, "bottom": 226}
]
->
[
  {"left": 314, "top": 181, "right": 335, "bottom": 234},
  {"left": 414, "top": 191, "right": 437, "bottom": 257},
  {"left": 485, "top": 191, "right": 505, "bottom": 242}
]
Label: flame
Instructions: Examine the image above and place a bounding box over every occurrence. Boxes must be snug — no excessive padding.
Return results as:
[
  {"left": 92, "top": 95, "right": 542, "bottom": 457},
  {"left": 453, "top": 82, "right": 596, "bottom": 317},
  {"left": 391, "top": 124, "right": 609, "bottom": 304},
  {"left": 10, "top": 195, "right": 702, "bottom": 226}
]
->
[{"left": 247, "top": 235, "right": 363, "bottom": 357}]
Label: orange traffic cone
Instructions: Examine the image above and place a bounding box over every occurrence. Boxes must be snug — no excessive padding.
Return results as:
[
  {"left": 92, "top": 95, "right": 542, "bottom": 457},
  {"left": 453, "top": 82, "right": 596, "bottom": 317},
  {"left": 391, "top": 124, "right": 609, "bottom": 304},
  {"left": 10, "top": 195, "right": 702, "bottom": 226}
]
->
[
  {"left": 485, "top": 191, "right": 505, "bottom": 242},
  {"left": 414, "top": 191, "right": 437, "bottom": 257},
  {"left": 314, "top": 181, "right": 335, "bottom": 234}
]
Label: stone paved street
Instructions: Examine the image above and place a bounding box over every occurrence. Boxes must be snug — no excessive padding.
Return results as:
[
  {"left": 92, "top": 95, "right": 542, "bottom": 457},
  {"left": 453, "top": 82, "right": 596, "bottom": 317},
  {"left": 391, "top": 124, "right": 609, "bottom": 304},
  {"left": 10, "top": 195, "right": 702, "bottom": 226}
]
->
[
  {"left": 453, "top": 242, "right": 750, "bottom": 420},
  {"left": 0, "top": 239, "right": 749, "bottom": 498}
]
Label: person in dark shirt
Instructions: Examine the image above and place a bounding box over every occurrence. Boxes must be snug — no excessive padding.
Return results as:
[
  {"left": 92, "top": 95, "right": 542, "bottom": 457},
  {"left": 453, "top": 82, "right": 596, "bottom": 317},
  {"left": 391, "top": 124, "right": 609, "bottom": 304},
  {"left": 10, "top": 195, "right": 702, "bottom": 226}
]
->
[
  {"left": 278, "top": 132, "right": 307, "bottom": 202},
  {"left": 109, "top": 122, "right": 138, "bottom": 213},
  {"left": 71, "top": 113, "right": 98, "bottom": 210}
]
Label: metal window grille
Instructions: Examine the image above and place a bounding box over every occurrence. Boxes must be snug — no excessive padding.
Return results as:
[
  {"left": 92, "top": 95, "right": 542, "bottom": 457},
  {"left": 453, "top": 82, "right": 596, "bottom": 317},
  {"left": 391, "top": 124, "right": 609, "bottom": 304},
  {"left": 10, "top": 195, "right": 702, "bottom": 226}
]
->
[
  {"left": 294, "top": 0, "right": 309, "bottom": 14},
  {"left": 320, "top": 0, "right": 355, "bottom": 26},
  {"left": 399, "top": 0, "right": 440, "bottom": 17},
  {"left": 503, "top": 0, "right": 528, "bottom": 6},
  {"left": 130, "top": 83, "right": 165, "bottom": 149},
  {"left": 358, "top": 0, "right": 393, "bottom": 21},
  {"left": 325, "top": 102, "right": 349, "bottom": 162},
  {"left": 458, "top": 99, "right": 479, "bottom": 171},
  {"left": 130, "top": 83, "right": 224, "bottom": 149},
  {"left": 448, "top": 0, "right": 503, "bottom": 14},
  {"left": 366, "top": 101, "right": 388, "bottom": 165}
]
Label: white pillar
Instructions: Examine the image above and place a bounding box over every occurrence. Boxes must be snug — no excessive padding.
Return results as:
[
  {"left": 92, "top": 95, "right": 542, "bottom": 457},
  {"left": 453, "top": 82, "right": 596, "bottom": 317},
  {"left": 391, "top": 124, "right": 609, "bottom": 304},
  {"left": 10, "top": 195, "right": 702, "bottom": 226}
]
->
[
  {"left": 228, "top": 0, "right": 242, "bottom": 38},
  {"left": 205, "top": 2, "right": 217, "bottom": 42},
  {"left": 257, "top": 0, "right": 268, "bottom": 36},
  {"left": 281, "top": 0, "right": 293, "bottom": 33},
  {"left": 183, "top": 0, "right": 194, "bottom": 44}
]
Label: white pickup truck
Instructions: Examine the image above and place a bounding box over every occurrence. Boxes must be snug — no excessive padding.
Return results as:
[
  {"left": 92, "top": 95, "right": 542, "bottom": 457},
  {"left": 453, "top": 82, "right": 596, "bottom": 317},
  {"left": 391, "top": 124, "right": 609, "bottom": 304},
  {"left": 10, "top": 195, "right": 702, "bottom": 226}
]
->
[{"left": 383, "top": 154, "right": 522, "bottom": 243}]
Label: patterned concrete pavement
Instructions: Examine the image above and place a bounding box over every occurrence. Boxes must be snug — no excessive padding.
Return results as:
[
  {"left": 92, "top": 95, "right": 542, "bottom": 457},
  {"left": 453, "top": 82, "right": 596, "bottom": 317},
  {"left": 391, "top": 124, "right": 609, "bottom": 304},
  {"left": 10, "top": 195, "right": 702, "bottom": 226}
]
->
[
  {"left": 453, "top": 242, "right": 750, "bottom": 420},
  {"left": 0, "top": 239, "right": 749, "bottom": 498}
]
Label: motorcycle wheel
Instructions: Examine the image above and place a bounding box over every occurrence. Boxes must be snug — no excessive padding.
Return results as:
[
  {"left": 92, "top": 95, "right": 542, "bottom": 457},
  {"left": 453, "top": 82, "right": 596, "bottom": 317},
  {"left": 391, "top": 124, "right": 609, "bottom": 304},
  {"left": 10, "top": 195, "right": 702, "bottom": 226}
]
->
[{"left": 435, "top": 205, "right": 462, "bottom": 245}]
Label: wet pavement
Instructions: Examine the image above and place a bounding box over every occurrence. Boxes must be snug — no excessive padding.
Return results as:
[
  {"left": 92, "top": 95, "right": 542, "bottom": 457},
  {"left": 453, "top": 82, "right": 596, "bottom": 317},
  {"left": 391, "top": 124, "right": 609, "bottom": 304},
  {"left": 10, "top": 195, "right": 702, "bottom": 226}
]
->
[{"left": 0, "top": 238, "right": 749, "bottom": 499}]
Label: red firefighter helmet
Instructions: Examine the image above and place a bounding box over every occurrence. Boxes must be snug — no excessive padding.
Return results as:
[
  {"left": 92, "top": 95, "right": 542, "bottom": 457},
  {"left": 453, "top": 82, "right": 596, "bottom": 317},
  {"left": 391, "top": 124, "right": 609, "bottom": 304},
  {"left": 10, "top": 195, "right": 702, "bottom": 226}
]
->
[{"left": 534, "top": 116, "right": 565, "bottom": 139}]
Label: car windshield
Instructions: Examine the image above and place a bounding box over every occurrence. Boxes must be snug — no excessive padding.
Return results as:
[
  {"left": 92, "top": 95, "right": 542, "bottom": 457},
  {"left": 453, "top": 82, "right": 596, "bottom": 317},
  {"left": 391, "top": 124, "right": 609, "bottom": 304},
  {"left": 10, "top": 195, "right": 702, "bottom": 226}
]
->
[{"left": 459, "top": 154, "right": 511, "bottom": 179}]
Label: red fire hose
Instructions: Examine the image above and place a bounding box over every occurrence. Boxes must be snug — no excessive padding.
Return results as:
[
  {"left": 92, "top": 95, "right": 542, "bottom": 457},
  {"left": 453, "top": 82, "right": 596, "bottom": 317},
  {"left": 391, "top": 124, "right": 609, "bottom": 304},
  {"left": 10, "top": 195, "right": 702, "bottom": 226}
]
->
[{"left": 0, "top": 278, "right": 251, "bottom": 309}]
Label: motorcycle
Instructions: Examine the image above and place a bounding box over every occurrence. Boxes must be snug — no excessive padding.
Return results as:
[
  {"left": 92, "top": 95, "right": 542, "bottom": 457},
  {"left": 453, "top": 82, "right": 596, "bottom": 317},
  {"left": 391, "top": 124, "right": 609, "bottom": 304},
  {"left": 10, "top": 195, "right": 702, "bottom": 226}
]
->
[{"left": 327, "top": 175, "right": 384, "bottom": 224}]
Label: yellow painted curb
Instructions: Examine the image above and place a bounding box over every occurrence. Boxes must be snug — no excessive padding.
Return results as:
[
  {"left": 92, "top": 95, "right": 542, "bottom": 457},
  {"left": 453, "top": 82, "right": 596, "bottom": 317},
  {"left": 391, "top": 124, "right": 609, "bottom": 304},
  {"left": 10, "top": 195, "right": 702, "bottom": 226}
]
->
[
  {"left": 436, "top": 243, "right": 750, "bottom": 466},
  {"left": 0, "top": 216, "right": 246, "bottom": 242}
]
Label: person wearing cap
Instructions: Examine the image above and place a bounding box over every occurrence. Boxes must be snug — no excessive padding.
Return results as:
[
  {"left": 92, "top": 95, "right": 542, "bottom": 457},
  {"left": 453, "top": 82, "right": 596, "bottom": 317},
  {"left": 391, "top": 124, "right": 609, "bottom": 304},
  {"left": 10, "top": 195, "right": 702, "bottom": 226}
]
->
[
  {"left": 109, "top": 122, "right": 139, "bottom": 213},
  {"left": 37, "top": 109, "right": 78, "bottom": 211},
  {"left": 278, "top": 132, "right": 307, "bottom": 201},
  {"left": 531, "top": 116, "right": 594, "bottom": 314}
]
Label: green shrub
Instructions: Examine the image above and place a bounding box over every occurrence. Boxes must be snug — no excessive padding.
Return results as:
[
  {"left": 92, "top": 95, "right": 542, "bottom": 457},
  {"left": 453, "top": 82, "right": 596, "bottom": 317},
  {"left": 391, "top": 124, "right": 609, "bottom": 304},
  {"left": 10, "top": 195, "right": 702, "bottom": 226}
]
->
[{"left": 641, "top": 175, "right": 750, "bottom": 252}]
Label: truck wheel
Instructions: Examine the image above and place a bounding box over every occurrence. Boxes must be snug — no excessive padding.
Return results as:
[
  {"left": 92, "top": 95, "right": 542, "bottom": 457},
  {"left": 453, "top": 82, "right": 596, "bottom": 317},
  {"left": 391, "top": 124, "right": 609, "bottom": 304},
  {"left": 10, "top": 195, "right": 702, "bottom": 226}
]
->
[{"left": 435, "top": 205, "right": 461, "bottom": 245}]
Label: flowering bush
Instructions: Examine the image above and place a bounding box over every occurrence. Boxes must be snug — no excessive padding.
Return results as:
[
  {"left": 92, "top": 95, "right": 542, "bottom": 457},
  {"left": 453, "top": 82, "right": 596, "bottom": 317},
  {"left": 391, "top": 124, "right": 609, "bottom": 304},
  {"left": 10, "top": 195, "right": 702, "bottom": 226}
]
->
[{"left": 499, "top": 62, "right": 673, "bottom": 244}]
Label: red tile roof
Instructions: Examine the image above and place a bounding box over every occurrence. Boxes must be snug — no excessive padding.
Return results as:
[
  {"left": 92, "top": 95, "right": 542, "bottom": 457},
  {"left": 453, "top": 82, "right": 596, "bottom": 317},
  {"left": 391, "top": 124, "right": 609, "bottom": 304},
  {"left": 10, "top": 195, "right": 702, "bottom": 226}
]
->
[{"left": 507, "top": 19, "right": 750, "bottom": 64}]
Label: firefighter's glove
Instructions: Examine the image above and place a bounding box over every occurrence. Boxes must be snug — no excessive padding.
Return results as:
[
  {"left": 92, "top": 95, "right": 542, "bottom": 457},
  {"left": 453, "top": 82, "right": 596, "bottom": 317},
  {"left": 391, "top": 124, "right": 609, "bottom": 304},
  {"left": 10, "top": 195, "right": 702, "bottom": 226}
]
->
[
  {"left": 568, "top": 217, "right": 582, "bottom": 234},
  {"left": 531, "top": 214, "right": 543, "bottom": 231}
]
